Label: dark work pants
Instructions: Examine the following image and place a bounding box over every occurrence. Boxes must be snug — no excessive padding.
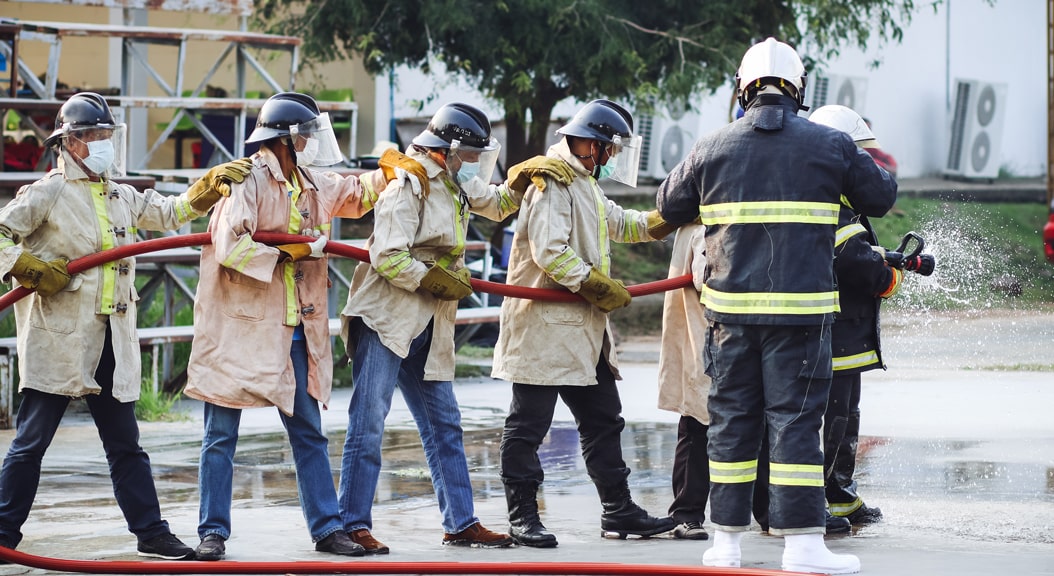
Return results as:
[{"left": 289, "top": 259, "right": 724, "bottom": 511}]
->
[
  {"left": 824, "top": 372, "right": 863, "bottom": 512},
  {"left": 705, "top": 322, "right": 831, "bottom": 534},
  {"left": 0, "top": 322, "right": 169, "bottom": 547},
  {"left": 668, "top": 415, "right": 709, "bottom": 523},
  {"left": 500, "top": 358, "right": 630, "bottom": 494}
]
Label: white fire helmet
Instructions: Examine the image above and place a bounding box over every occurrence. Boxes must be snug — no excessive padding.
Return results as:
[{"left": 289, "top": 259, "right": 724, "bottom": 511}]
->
[{"left": 735, "top": 38, "right": 807, "bottom": 109}]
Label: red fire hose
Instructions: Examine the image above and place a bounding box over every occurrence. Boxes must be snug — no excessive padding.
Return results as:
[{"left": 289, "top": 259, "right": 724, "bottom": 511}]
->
[{"left": 0, "top": 233, "right": 692, "bottom": 311}]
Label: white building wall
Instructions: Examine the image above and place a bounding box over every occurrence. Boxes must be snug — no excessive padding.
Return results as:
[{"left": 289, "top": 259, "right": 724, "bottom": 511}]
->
[{"left": 377, "top": 0, "right": 1046, "bottom": 178}]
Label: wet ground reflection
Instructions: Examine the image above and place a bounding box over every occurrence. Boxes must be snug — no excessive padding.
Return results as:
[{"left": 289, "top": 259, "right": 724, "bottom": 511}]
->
[{"left": 61, "top": 422, "right": 1048, "bottom": 516}]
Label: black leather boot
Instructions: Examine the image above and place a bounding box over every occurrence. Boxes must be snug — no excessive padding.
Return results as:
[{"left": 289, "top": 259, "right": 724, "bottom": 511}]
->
[
  {"left": 598, "top": 483, "right": 677, "bottom": 539},
  {"left": 505, "top": 483, "right": 558, "bottom": 548}
]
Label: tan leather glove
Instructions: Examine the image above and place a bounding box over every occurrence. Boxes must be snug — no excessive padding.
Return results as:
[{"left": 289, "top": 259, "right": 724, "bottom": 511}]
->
[
  {"left": 187, "top": 158, "right": 254, "bottom": 212},
  {"left": 277, "top": 235, "right": 328, "bottom": 262},
  {"left": 645, "top": 209, "right": 679, "bottom": 240},
  {"left": 9, "top": 252, "right": 70, "bottom": 296},
  {"left": 507, "top": 156, "right": 575, "bottom": 194},
  {"left": 578, "top": 268, "right": 631, "bottom": 312},
  {"left": 420, "top": 264, "right": 473, "bottom": 301},
  {"left": 378, "top": 148, "right": 430, "bottom": 197}
]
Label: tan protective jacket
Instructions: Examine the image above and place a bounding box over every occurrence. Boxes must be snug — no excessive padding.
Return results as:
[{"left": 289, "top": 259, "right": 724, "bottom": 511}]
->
[
  {"left": 185, "top": 149, "right": 381, "bottom": 415},
  {"left": 656, "top": 222, "right": 711, "bottom": 424},
  {"left": 491, "top": 140, "right": 655, "bottom": 386},
  {"left": 341, "top": 148, "right": 521, "bottom": 381},
  {"left": 0, "top": 152, "right": 204, "bottom": 401}
]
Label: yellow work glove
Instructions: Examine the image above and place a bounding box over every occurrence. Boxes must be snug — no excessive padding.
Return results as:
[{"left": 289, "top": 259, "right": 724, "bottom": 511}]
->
[
  {"left": 277, "top": 235, "right": 328, "bottom": 263},
  {"left": 578, "top": 268, "right": 631, "bottom": 313},
  {"left": 420, "top": 264, "right": 473, "bottom": 301},
  {"left": 187, "top": 158, "right": 254, "bottom": 212},
  {"left": 378, "top": 148, "right": 430, "bottom": 197},
  {"left": 507, "top": 156, "right": 575, "bottom": 194},
  {"left": 8, "top": 252, "right": 70, "bottom": 296},
  {"left": 645, "top": 209, "right": 678, "bottom": 240}
]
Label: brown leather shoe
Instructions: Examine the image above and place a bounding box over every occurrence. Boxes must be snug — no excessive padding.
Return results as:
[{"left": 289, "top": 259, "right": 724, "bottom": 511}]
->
[
  {"left": 442, "top": 522, "right": 513, "bottom": 548},
  {"left": 349, "top": 529, "right": 389, "bottom": 555}
]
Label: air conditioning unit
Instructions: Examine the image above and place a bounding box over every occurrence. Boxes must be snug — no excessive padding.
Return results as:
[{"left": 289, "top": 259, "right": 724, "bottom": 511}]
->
[
  {"left": 944, "top": 79, "right": 1007, "bottom": 180},
  {"left": 637, "top": 102, "right": 702, "bottom": 181},
  {"left": 806, "top": 74, "right": 868, "bottom": 114}
]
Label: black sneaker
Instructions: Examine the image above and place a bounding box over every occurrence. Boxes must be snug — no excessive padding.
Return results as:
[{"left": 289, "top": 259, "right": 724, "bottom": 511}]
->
[
  {"left": 137, "top": 533, "right": 194, "bottom": 560},
  {"left": 315, "top": 531, "right": 365, "bottom": 557},
  {"left": 195, "top": 534, "right": 226, "bottom": 561},
  {"left": 672, "top": 521, "right": 709, "bottom": 540}
]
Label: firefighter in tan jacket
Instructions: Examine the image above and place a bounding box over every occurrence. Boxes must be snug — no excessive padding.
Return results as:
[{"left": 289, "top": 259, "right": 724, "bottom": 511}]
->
[
  {"left": 0, "top": 92, "right": 247, "bottom": 559},
  {"left": 338, "top": 103, "right": 572, "bottom": 553},
  {"left": 493, "top": 99, "right": 677, "bottom": 548},
  {"left": 183, "top": 92, "right": 420, "bottom": 561},
  {"left": 656, "top": 222, "right": 712, "bottom": 541}
]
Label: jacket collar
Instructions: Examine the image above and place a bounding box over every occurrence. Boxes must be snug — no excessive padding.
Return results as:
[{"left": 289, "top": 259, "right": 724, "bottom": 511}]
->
[{"left": 548, "top": 139, "right": 591, "bottom": 178}]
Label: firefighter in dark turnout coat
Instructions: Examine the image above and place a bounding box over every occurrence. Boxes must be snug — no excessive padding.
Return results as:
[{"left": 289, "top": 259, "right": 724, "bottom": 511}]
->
[
  {"left": 656, "top": 38, "right": 896, "bottom": 574},
  {"left": 810, "top": 104, "right": 902, "bottom": 527}
]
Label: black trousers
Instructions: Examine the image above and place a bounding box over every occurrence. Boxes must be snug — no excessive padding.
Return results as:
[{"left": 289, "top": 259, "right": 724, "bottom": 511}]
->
[
  {"left": 824, "top": 372, "right": 864, "bottom": 514},
  {"left": 705, "top": 322, "right": 831, "bottom": 533},
  {"left": 668, "top": 415, "right": 709, "bottom": 523},
  {"left": 499, "top": 358, "right": 630, "bottom": 493},
  {"left": 0, "top": 321, "right": 169, "bottom": 547}
]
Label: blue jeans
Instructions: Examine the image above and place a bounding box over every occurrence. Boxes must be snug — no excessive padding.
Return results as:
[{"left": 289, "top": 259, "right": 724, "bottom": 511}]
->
[
  {"left": 338, "top": 319, "right": 478, "bottom": 534},
  {"left": 198, "top": 340, "right": 343, "bottom": 543},
  {"left": 0, "top": 321, "right": 170, "bottom": 547}
]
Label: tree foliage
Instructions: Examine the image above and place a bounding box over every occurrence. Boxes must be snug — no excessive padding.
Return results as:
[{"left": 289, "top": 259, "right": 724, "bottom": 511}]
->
[{"left": 255, "top": 0, "right": 931, "bottom": 163}]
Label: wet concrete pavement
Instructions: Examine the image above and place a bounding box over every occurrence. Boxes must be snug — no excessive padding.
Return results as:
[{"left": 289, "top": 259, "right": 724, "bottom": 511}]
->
[{"left": 0, "top": 308, "right": 1053, "bottom": 575}]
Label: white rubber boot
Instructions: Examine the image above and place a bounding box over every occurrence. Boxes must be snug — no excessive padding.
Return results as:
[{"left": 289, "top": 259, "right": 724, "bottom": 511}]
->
[
  {"left": 782, "top": 533, "right": 861, "bottom": 574},
  {"left": 702, "top": 530, "right": 742, "bottom": 568}
]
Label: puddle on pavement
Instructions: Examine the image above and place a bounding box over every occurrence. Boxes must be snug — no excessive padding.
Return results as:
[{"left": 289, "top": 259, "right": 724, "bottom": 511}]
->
[{"left": 37, "top": 423, "right": 1051, "bottom": 510}]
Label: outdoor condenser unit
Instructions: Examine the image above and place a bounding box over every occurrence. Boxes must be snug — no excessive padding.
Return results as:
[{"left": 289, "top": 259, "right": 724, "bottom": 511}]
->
[{"left": 944, "top": 79, "right": 1007, "bottom": 180}]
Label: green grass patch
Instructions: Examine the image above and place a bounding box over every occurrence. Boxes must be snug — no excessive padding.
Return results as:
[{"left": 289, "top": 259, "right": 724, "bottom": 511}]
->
[{"left": 135, "top": 380, "right": 190, "bottom": 422}]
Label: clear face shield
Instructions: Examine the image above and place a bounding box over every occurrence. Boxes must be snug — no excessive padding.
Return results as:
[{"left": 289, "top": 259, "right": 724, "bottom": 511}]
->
[
  {"left": 289, "top": 112, "right": 344, "bottom": 167},
  {"left": 606, "top": 133, "right": 642, "bottom": 188},
  {"left": 448, "top": 138, "right": 501, "bottom": 185},
  {"left": 65, "top": 124, "right": 127, "bottom": 178}
]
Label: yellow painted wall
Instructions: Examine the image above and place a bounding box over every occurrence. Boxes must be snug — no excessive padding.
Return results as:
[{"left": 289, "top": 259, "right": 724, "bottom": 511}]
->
[{"left": 1, "top": 1, "right": 377, "bottom": 168}]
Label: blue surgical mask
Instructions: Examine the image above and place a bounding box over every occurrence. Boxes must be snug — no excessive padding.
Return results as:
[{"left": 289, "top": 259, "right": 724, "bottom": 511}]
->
[
  {"left": 596, "top": 162, "right": 616, "bottom": 181},
  {"left": 457, "top": 161, "right": 480, "bottom": 184},
  {"left": 82, "top": 139, "right": 115, "bottom": 175}
]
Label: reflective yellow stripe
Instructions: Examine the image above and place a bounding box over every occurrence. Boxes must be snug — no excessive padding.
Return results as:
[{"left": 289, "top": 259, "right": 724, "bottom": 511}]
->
[
  {"left": 496, "top": 184, "right": 519, "bottom": 214},
  {"left": 90, "top": 183, "right": 117, "bottom": 314},
  {"left": 0, "top": 238, "right": 14, "bottom": 250},
  {"left": 835, "top": 223, "right": 867, "bottom": 248},
  {"left": 709, "top": 459, "right": 758, "bottom": 484},
  {"left": 699, "top": 201, "right": 840, "bottom": 225},
  {"left": 839, "top": 194, "right": 854, "bottom": 210},
  {"left": 828, "top": 498, "right": 863, "bottom": 516},
  {"left": 770, "top": 462, "right": 824, "bottom": 487},
  {"left": 436, "top": 180, "right": 466, "bottom": 270},
  {"left": 175, "top": 196, "right": 194, "bottom": 222},
  {"left": 545, "top": 248, "right": 580, "bottom": 282},
  {"left": 283, "top": 175, "right": 302, "bottom": 326},
  {"left": 222, "top": 235, "right": 258, "bottom": 272},
  {"left": 617, "top": 209, "right": 644, "bottom": 243},
  {"left": 702, "top": 286, "right": 840, "bottom": 315},
  {"left": 358, "top": 173, "right": 378, "bottom": 212},
  {"left": 833, "top": 349, "right": 880, "bottom": 371},
  {"left": 589, "top": 180, "right": 610, "bottom": 275},
  {"left": 378, "top": 251, "right": 413, "bottom": 280}
]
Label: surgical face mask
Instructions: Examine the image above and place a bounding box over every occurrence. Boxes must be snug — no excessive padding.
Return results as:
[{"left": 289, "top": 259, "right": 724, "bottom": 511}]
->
[
  {"left": 81, "top": 139, "right": 115, "bottom": 175},
  {"left": 596, "top": 162, "right": 616, "bottom": 181},
  {"left": 457, "top": 161, "right": 480, "bottom": 184},
  {"left": 296, "top": 136, "right": 320, "bottom": 167}
]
